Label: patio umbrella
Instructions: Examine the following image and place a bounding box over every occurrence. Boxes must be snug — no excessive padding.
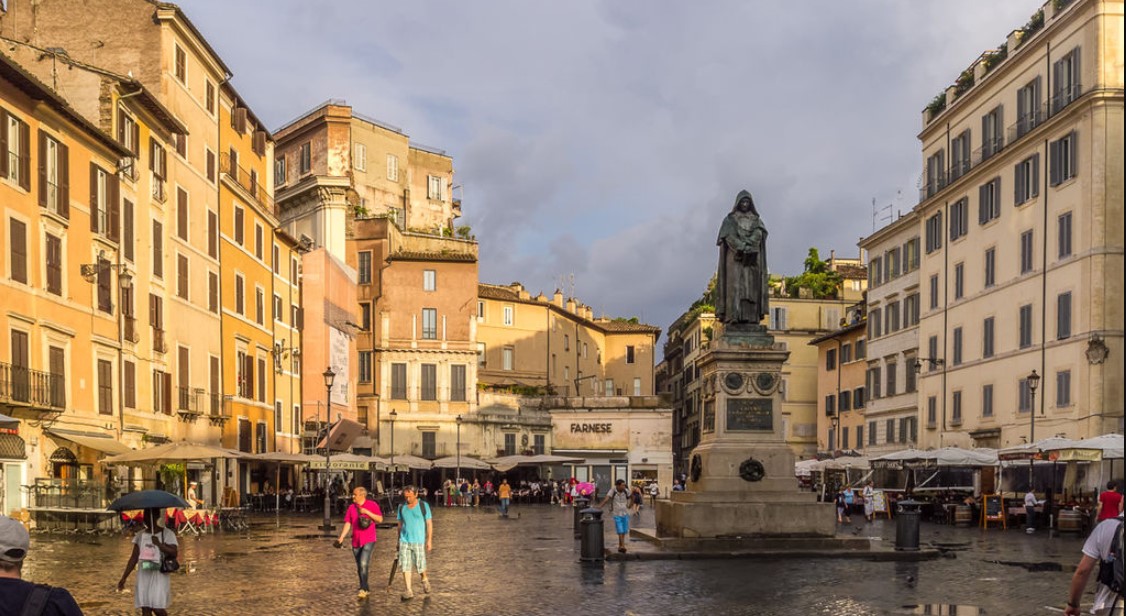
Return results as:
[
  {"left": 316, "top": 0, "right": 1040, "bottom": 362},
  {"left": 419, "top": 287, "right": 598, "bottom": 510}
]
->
[
  {"left": 431, "top": 456, "right": 492, "bottom": 471},
  {"left": 390, "top": 455, "right": 433, "bottom": 470},
  {"left": 107, "top": 489, "right": 190, "bottom": 511},
  {"left": 102, "top": 441, "right": 243, "bottom": 464},
  {"left": 0, "top": 412, "right": 18, "bottom": 429}
]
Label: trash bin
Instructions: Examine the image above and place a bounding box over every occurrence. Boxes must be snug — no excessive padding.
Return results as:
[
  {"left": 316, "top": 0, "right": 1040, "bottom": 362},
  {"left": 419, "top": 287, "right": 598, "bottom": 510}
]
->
[
  {"left": 573, "top": 497, "right": 590, "bottom": 539},
  {"left": 580, "top": 507, "right": 605, "bottom": 561},
  {"left": 895, "top": 499, "right": 921, "bottom": 551}
]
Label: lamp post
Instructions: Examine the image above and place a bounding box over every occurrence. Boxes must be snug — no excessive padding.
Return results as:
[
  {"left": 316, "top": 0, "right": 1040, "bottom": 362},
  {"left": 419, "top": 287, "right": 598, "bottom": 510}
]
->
[
  {"left": 321, "top": 367, "right": 335, "bottom": 535},
  {"left": 1027, "top": 369, "right": 1041, "bottom": 486},
  {"left": 455, "top": 415, "right": 463, "bottom": 485},
  {"left": 389, "top": 409, "right": 397, "bottom": 503}
]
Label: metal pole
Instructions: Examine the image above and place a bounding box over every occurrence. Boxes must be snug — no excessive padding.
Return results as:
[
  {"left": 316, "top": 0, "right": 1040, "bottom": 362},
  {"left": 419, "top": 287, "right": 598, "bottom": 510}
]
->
[
  {"left": 1029, "top": 385, "right": 1037, "bottom": 487},
  {"left": 323, "top": 379, "right": 333, "bottom": 535},
  {"left": 456, "top": 415, "right": 462, "bottom": 487},
  {"left": 389, "top": 413, "right": 396, "bottom": 503}
]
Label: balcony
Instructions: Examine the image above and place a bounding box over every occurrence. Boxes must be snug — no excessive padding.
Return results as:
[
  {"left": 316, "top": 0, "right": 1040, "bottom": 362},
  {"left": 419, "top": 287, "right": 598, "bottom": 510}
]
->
[
  {"left": 1008, "top": 104, "right": 1048, "bottom": 143},
  {"left": 152, "top": 177, "right": 166, "bottom": 203},
  {"left": 153, "top": 328, "right": 167, "bottom": 354},
  {"left": 0, "top": 362, "right": 65, "bottom": 413},
  {"left": 220, "top": 152, "right": 276, "bottom": 216},
  {"left": 1051, "top": 83, "right": 1082, "bottom": 115},
  {"left": 176, "top": 387, "right": 207, "bottom": 421},
  {"left": 208, "top": 393, "right": 231, "bottom": 426},
  {"left": 124, "top": 316, "right": 140, "bottom": 343}
]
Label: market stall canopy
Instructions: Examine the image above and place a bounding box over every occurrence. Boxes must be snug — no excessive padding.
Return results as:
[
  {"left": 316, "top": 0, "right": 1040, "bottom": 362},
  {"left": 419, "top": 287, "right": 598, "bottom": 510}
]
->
[
  {"left": 252, "top": 451, "right": 319, "bottom": 464},
  {"left": 389, "top": 454, "right": 434, "bottom": 470},
  {"left": 795, "top": 458, "right": 819, "bottom": 477},
  {"left": 820, "top": 456, "right": 871, "bottom": 471},
  {"left": 488, "top": 454, "right": 585, "bottom": 471},
  {"left": 46, "top": 429, "right": 133, "bottom": 456},
  {"left": 998, "top": 436, "right": 1083, "bottom": 461},
  {"left": 927, "top": 447, "right": 998, "bottom": 467},
  {"left": 431, "top": 456, "right": 492, "bottom": 470},
  {"left": 1044, "top": 434, "right": 1123, "bottom": 461},
  {"left": 102, "top": 441, "right": 242, "bottom": 464},
  {"left": 871, "top": 449, "right": 929, "bottom": 468}
]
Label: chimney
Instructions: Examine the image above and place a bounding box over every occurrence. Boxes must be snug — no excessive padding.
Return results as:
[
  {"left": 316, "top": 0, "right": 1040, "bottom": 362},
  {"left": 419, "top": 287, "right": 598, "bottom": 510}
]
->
[
  {"left": 553, "top": 290, "right": 564, "bottom": 307},
  {"left": 566, "top": 298, "right": 576, "bottom": 314}
]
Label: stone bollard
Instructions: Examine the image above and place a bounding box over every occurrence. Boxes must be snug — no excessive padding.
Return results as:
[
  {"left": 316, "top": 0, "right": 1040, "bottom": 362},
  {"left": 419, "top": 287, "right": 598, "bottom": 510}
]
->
[
  {"left": 573, "top": 497, "right": 590, "bottom": 539},
  {"left": 895, "top": 499, "right": 922, "bottom": 551},
  {"left": 579, "top": 507, "right": 605, "bottom": 561}
]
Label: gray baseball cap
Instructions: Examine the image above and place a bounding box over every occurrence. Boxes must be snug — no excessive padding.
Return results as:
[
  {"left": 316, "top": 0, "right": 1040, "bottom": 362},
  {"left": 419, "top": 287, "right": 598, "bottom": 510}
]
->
[{"left": 0, "top": 516, "right": 30, "bottom": 564}]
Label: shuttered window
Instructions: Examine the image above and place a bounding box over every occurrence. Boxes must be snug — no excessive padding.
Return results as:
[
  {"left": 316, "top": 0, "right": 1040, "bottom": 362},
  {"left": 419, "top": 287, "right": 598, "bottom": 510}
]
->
[
  {"left": 977, "top": 178, "right": 1000, "bottom": 224},
  {"left": 208, "top": 272, "right": 219, "bottom": 313},
  {"left": 1014, "top": 154, "right": 1039, "bottom": 205},
  {"left": 982, "top": 384, "right": 993, "bottom": 417},
  {"left": 123, "top": 199, "right": 134, "bottom": 261},
  {"left": 391, "top": 363, "right": 407, "bottom": 400},
  {"left": 208, "top": 211, "right": 218, "bottom": 258},
  {"left": 1057, "top": 292, "right": 1072, "bottom": 340},
  {"left": 177, "top": 254, "right": 189, "bottom": 299},
  {"left": 45, "top": 233, "right": 62, "bottom": 295},
  {"left": 1057, "top": 212, "right": 1073, "bottom": 258},
  {"left": 9, "top": 218, "right": 26, "bottom": 284},
  {"left": 177, "top": 187, "right": 188, "bottom": 240},
  {"left": 97, "top": 256, "right": 112, "bottom": 312},
  {"left": 152, "top": 221, "right": 163, "bottom": 278},
  {"left": 982, "top": 317, "right": 995, "bottom": 358},
  {"left": 36, "top": 130, "right": 69, "bottom": 216},
  {"left": 206, "top": 148, "right": 216, "bottom": 182},
  {"left": 952, "top": 327, "right": 963, "bottom": 365},
  {"left": 234, "top": 207, "right": 244, "bottom": 245},
  {"left": 257, "top": 357, "right": 267, "bottom": 402},
  {"left": 235, "top": 275, "right": 245, "bottom": 314},
  {"left": 97, "top": 359, "right": 113, "bottom": 415},
  {"left": 1049, "top": 132, "right": 1078, "bottom": 186},
  {"left": 450, "top": 365, "right": 467, "bottom": 402},
  {"left": 1019, "top": 304, "right": 1033, "bottom": 349},
  {"left": 984, "top": 248, "right": 996, "bottom": 288},
  {"left": 420, "top": 364, "right": 437, "bottom": 401},
  {"left": 1056, "top": 371, "right": 1072, "bottom": 407},
  {"left": 49, "top": 346, "right": 66, "bottom": 408},
  {"left": 124, "top": 360, "right": 136, "bottom": 408},
  {"left": 1020, "top": 230, "right": 1034, "bottom": 274}
]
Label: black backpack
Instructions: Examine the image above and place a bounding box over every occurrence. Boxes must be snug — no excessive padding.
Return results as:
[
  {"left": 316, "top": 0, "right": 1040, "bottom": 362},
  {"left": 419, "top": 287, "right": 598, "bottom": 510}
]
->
[
  {"left": 20, "top": 584, "right": 50, "bottom": 616},
  {"left": 1097, "top": 520, "right": 1123, "bottom": 595}
]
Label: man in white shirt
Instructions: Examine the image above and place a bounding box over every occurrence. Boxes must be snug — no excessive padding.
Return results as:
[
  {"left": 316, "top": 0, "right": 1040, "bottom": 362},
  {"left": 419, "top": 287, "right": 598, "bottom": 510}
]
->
[
  {"left": 1064, "top": 515, "right": 1122, "bottom": 616},
  {"left": 1025, "top": 489, "right": 1043, "bottom": 533}
]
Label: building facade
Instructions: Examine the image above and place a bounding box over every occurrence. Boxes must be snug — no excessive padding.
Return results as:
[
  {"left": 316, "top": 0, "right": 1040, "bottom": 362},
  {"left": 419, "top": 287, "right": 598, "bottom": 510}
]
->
[
  {"left": 811, "top": 318, "right": 868, "bottom": 454},
  {"left": 913, "top": 0, "right": 1123, "bottom": 449}
]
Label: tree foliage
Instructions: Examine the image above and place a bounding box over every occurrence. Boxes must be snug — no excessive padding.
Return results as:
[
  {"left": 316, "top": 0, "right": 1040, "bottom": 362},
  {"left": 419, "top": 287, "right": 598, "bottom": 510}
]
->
[{"left": 783, "top": 247, "right": 843, "bottom": 299}]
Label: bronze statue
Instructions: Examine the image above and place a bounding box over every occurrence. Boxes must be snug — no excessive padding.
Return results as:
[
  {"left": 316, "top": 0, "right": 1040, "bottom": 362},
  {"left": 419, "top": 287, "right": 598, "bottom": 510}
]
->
[{"left": 716, "top": 190, "right": 769, "bottom": 327}]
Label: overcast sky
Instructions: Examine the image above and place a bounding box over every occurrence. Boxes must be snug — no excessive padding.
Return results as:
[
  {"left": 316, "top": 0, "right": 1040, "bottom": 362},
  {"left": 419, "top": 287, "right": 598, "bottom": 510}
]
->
[{"left": 186, "top": 0, "right": 1037, "bottom": 338}]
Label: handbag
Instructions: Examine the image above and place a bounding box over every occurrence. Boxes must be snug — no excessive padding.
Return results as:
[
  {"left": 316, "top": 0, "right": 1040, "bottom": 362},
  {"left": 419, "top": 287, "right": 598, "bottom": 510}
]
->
[
  {"left": 157, "top": 530, "right": 179, "bottom": 574},
  {"left": 355, "top": 505, "right": 373, "bottom": 530}
]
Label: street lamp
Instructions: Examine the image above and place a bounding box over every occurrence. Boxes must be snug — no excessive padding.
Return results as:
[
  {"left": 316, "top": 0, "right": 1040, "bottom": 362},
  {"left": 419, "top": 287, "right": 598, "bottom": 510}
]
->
[
  {"left": 321, "top": 367, "right": 335, "bottom": 535},
  {"left": 1027, "top": 369, "right": 1041, "bottom": 486},
  {"left": 388, "top": 409, "right": 397, "bottom": 503},
  {"left": 455, "top": 415, "right": 463, "bottom": 486}
]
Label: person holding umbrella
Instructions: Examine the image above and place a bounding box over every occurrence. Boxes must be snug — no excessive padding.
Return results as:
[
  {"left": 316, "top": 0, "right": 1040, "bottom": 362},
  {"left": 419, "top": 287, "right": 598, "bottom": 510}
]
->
[{"left": 117, "top": 507, "right": 179, "bottom": 615}]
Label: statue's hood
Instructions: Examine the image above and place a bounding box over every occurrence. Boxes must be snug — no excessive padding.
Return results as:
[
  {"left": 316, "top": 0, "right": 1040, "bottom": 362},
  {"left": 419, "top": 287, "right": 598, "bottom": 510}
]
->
[{"left": 733, "top": 190, "right": 759, "bottom": 215}]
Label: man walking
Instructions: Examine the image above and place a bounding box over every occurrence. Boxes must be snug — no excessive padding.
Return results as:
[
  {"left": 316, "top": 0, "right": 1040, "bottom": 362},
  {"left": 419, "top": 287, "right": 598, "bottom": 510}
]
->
[
  {"left": 397, "top": 486, "right": 433, "bottom": 601},
  {"left": 1025, "top": 488, "right": 1043, "bottom": 533},
  {"left": 0, "top": 516, "right": 84, "bottom": 615},
  {"left": 333, "top": 487, "right": 383, "bottom": 599},
  {"left": 1064, "top": 514, "right": 1122, "bottom": 616},
  {"left": 599, "top": 479, "right": 633, "bottom": 554},
  {"left": 497, "top": 479, "right": 512, "bottom": 517}
]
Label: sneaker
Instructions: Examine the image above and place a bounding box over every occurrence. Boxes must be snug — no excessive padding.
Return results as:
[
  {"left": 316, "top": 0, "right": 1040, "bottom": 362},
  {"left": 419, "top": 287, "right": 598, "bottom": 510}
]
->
[
  {"left": 357, "top": 590, "right": 369, "bottom": 600},
  {"left": 401, "top": 591, "right": 414, "bottom": 601},
  {"left": 422, "top": 579, "right": 431, "bottom": 594}
]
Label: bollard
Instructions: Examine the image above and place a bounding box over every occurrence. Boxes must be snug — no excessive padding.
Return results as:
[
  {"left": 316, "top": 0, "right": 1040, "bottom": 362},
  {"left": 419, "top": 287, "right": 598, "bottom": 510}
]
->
[
  {"left": 573, "top": 497, "right": 590, "bottom": 539},
  {"left": 895, "top": 499, "right": 922, "bottom": 551},
  {"left": 580, "top": 507, "right": 605, "bottom": 561}
]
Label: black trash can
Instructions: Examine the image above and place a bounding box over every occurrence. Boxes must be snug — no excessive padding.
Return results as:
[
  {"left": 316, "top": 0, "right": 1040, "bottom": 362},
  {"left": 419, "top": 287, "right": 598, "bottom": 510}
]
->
[
  {"left": 580, "top": 507, "right": 605, "bottom": 561},
  {"left": 573, "top": 497, "right": 590, "bottom": 538},
  {"left": 895, "top": 499, "right": 922, "bottom": 551}
]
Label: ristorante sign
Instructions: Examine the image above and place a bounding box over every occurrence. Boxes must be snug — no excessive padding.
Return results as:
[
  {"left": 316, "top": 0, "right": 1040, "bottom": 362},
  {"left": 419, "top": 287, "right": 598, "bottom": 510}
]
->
[{"left": 570, "top": 423, "right": 613, "bottom": 434}]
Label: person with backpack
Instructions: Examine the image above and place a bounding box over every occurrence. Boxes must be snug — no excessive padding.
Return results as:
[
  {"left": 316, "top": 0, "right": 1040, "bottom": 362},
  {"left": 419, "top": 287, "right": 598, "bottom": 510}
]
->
[
  {"left": 396, "top": 485, "right": 433, "bottom": 601},
  {"left": 333, "top": 487, "right": 383, "bottom": 600},
  {"left": 1064, "top": 513, "right": 1123, "bottom": 616},
  {"left": 0, "top": 515, "right": 83, "bottom": 616},
  {"left": 598, "top": 479, "right": 633, "bottom": 553}
]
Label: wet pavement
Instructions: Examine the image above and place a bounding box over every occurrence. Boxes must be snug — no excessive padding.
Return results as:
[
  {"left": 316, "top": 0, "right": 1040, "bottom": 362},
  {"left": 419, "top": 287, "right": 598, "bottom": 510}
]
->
[{"left": 19, "top": 503, "right": 1091, "bottom": 615}]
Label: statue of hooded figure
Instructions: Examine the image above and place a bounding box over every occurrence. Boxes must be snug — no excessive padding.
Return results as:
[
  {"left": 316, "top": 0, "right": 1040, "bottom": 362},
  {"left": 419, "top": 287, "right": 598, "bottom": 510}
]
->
[{"left": 716, "top": 190, "right": 769, "bottom": 327}]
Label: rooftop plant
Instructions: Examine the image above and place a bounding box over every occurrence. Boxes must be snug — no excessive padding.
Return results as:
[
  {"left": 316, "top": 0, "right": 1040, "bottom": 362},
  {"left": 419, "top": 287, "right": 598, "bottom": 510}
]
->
[
  {"left": 1017, "top": 9, "right": 1045, "bottom": 48},
  {"left": 954, "top": 68, "right": 976, "bottom": 97},
  {"left": 926, "top": 92, "right": 947, "bottom": 116}
]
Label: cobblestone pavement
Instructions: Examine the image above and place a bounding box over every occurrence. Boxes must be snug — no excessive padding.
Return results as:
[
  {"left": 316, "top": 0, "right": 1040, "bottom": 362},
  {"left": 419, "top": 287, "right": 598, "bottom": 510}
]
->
[{"left": 19, "top": 503, "right": 1093, "bottom": 615}]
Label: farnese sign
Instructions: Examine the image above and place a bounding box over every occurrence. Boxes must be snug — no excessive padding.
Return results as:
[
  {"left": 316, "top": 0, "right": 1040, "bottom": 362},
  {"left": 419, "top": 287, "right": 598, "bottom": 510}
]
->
[{"left": 570, "top": 423, "right": 612, "bottom": 433}]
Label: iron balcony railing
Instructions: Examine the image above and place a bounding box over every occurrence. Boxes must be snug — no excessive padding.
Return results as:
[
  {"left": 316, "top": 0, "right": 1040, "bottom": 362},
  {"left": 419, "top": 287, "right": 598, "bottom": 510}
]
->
[
  {"left": 209, "top": 393, "right": 225, "bottom": 418},
  {"left": 219, "top": 152, "right": 276, "bottom": 216},
  {"left": 1051, "top": 83, "right": 1082, "bottom": 115},
  {"left": 1009, "top": 103, "right": 1048, "bottom": 143},
  {"left": 0, "top": 361, "right": 65, "bottom": 410}
]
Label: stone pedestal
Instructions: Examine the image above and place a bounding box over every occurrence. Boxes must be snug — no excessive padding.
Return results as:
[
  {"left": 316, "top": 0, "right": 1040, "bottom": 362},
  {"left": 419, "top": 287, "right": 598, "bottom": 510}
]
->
[{"left": 656, "top": 329, "right": 835, "bottom": 539}]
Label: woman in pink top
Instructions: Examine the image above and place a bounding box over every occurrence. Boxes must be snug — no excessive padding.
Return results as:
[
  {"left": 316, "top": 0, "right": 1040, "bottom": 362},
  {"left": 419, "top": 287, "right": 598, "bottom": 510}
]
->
[{"left": 333, "top": 487, "right": 383, "bottom": 599}]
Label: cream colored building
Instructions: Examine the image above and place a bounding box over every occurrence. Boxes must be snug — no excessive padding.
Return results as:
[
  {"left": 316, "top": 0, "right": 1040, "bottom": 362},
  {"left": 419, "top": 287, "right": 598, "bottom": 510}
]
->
[
  {"left": 859, "top": 211, "right": 922, "bottom": 455},
  {"left": 913, "top": 0, "right": 1123, "bottom": 449},
  {"left": 659, "top": 310, "right": 716, "bottom": 476}
]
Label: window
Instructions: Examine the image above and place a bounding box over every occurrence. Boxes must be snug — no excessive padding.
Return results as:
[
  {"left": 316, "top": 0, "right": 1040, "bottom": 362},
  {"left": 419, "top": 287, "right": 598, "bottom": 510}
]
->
[
  {"left": 391, "top": 363, "right": 407, "bottom": 399},
  {"left": 925, "top": 150, "right": 945, "bottom": 197},
  {"left": 841, "top": 427, "right": 849, "bottom": 449},
  {"left": 450, "top": 365, "right": 467, "bottom": 402},
  {"left": 982, "top": 384, "right": 994, "bottom": 417},
  {"left": 8, "top": 218, "right": 26, "bottom": 284},
  {"left": 627, "top": 346, "right": 636, "bottom": 364},
  {"left": 925, "top": 211, "right": 943, "bottom": 253},
  {"left": 856, "top": 339, "right": 866, "bottom": 359},
  {"left": 869, "top": 256, "right": 882, "bottom": 287},
  {"left": 840, "top": 389, "right": 851, "bottom": 411},
  {"left": 235, "top": 274, "right": 245, "bottom": 315},
  {"left": 1018, "top": 377, "right": 1032, "bottom": 412},
  {"left": 886, "top": 301, "right": 900, "bottom": 333},
  {"left": 177, "top": 254, "right": 189, "bottom": 300},
  {"left": 89, "top": 164, "right": 118, "bottom": 238},
  {"left": 353, "top": 143, "right": 366, "bottom": 171},
  {"left": 886, "top": 362, "right": 897, "bottom": 396},
  {"left": 476, "top": 301, "right": 485, "bottom": 320},
  {"left": 98, "top": 359, "right": 113, "bottom": 415},
  {"left": 234, "top": 206, "right": 244, "bottom": 246},
  {"left": 563, "top": 335, "right": 570, "bottom": 351},
  {"left": 205, "top": 79, "right": 216, "bottom": 115},
  {"left": 952, "top": 391, "right": 962, "bottom": 424},
  {"left": 386, "top": 154, "right": 399, "bottom": 181},
  {"left": 952, "top": 327, "right": 963, "bottom": 366},
  {"left": 173, "top": 44, "right": 186, "bottom": 82},
  {"left": 929, "top": 274, "right": 939, "bottom": 310},
  {"left": 117, "top": 107, "right": 139, "bottom": 156},
  {"left": 477, "top": 342, "right": 486, "bottom": 367},
  {"left": 503, "top": 305, "right": 514, "bottom": 326},
  {"left": 771, "top": 307, "right": 787, "bottom": 330},
  {"left": 255, "top": 288, "right": 264, "bottom": 325},
  {"left": 904, "top": 238, "right": 920, "bottom": 272},
  {"left": 868, "top": 421, "right": 877, "bottom": 446},
  {"left": 502, "top": 347, "right": 514, "bottom": 371},
  {"left": 503, "top": 433, "right": 516, "bottom": 456},
  {"left": 150, "top": 138, "right": 167, "bottom": 202},
  {"left": 984, "top": 248, "right": 996, "bottom": 288},
  {"left": 152, "top": 221, "right": 163, "bottom": 278},
  {"left": 841, "top": 343, "right": 852, "bottom": 364},
  {"left": 1014, "top": 155, "right": 1040, "bottom": 205},
  {"left": 274, "top": 156, "right": 286, "bottom": 187},
  {"left": 420, "top": 364, "right": 437, "bottom": 400},
  {"left": 357, "top": 251, "right": 372, "bottom": 285},
  {"left": 954, "top": 263, "right": 964, "bottom": 300},
  {"left": 825, "top": 348, "right": 837, "bottom": 371},
  {"left": 950, "top": 130, "right": 971, "bottom": 179},
  {"left": 867, "top": 309, "right": 881, "bottom": 340},
  {"left": 1049, "top": 132, "right": 1078, "bottom": 186},
  {"left": 927, "top": 396, "right": 937, "bottom": 426},
  {"left": 1056, "top": 370, "right": 1071, "bottom": 407},
  {"left": 124, "top": 360, "right": 135, "bottom": 409},
  {"left": 983, "top": 317, "right": 995, "bottom": 358},
  {"left": 421, "top": 308, "right": 437, "bottom": 340},
  {"left": 38, "top": 132, "right": 67, "bottom": 215},
  {"left": 927, "top": 336, "right": 939, "bottom": 372},
  {"left": 358, "top": 351, "right": 372, "bottom": 383},
  {"left": 1052, "top": 47, "right": 1081, "bottom": 113},
  {"left": 868, "top": 365, "right": 882, "bottom": 399},
  {"left": 207, "top": 211, "right": 218, "bottom": 258},
  {"left": 427, "top": 175, "right": 443, "bottom": 200},
  {"left": 299, "top": 142, "right": 311, "bottom": 174},
  {"left": 205, "top": 148, "right": 216, "bottom": 183},
  {"left": 1019, "top": 304, "right": 1033, "bottom": 349},
  {"left": 209, "top": 272, "right": 219, "bottom": 314},
  {"left": 854, "top": 387, "right": 865, "bottom": 408},
  {"left": 174, "top": 133, "right": 186, "bottom": 158},
  {"left": 1020, "top": 230, "right": 1034, "bottom": 274},
  {"left": 175, "top": 187, "right": 189, "bottom": 241},
  {"left": 981, "top": 105, "right": 1004, "bottom": 160},
  {"left": 254, "top": 224, "right": 264, "bottom": 260},
  {"left": 950, "top": 198, "right": 969, "bottom": 240},
  {"left": 905, "top": 356, "right": 917, "bottom": 393},
  {"left": 1016, "top": 76, "right": 1043, "bottom": 137},
  {"left": 533, "top": 434, "right": 545, "bottom": 455},
  {"left": 272, "top": 244, "right": 280, "bottom": 274},
  {"left": 978, "top": 177, "right": 1001, "bottom": 224},
  {"left": 257, "top": 357, "right": 266, "bottom": 402},
  {"left": 1058, "top": 212, "right": 1073, "bottom": 259},
  {"left": 903, "top": 294, "right": 919, "bottom": 327},
  {"left": 423, "top": 269, "right": 436, "bottom": 291},
  {"left": 1057, "top": 292, "right": 1072, "bottom": 340},
  {"left": 3, "top": 112, "right": 30, "bottom": 189}
]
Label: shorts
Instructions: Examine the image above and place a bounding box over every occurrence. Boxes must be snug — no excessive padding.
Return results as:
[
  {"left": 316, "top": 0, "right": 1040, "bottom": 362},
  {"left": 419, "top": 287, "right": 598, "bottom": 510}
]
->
[
  {"left": 399, "top": 542, "right": 427, "bottom": 573},
  {"left": 614, "top": 514, "right": 630, "bottom": 535}
]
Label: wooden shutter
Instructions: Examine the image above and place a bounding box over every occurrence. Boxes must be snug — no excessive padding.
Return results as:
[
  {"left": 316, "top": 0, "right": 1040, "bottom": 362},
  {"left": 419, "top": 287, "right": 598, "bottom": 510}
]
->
[
  {"left": 37, "top": 129, "right": 47, "bottom": 206},
  {"left": 117, "top": 108, "right": 126, "bottom": 144},
  {"left": 58, "top": 142, "right": 70, "bottom": 219},
  {"left": 177, "top": 187, "right": 188, "bottom": 239},
  {"left": 1049, "top": 139, "right": 1061, "bottom": 185},
  {"left": 108, "top": 173, "right": 120, "bottom": 242},
  {"left": 89, "top": 164, "right": 99, "bottom": 232},
  {"left": 18, "top": 120, "right": 29, "bottom": 191},
  {"left": 206, "top": 149, "right": 215, "bottom": 182},
  {"left": 209, "top": 272, "right": 218, "bottom": 312},
  {"left": 295, "top": 307, "right": 304, "bottom": 331},
  {"left": 131, "top": 122, "right": 140, "bottom": 156},
  {"left": 178, "top": 255, "right": 188, "bottom": 298},
  {"left": 163, "top": 372, "right": 172, "bottom": 414},
  {"left": 257, "top": 358, "right": 266, "bottom": 402},
  {"left": 234, "top": 107, "right": 248, "bottom": 133},
  {"left": 1069, "top": 132, "right": 1078, "bottom": 180},
  {"left": 124, "top": 360, "right": 136, "bottom": 408},
  {"left": 253, "top": 131, "right": 266, "bottom": 156},
  {"left": 208, "top": 210, "right": 217, "bottom": 257},
  {"left": 124, "top": 199, "right": 134, "bottom": 261},
  {"left": 9, "top": 219, "right": 27, "bottom": 284},
  {"left": 153, "top": 221, "right": 163, "bottom": 278},
  {"left": 0, "top": 110, "right": 8, "bottom": 179}
]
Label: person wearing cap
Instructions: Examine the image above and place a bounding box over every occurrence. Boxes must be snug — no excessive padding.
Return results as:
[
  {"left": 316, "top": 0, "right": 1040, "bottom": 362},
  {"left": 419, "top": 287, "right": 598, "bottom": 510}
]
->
[
  {"left": 0, "top": 515, "right": 83, "bottom": 615},
  {"left": 186, "top": 482, "right": 203, "bottom": 508}
]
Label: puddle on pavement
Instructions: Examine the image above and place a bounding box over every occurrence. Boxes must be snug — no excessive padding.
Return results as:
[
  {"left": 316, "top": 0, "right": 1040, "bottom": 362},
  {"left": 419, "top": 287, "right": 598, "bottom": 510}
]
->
[
  {"left": 900, "top": 606, "right": 984, "bottom": 615},
  {"left": 987, "top": 559, "right": 1063, "bottom": 572}
]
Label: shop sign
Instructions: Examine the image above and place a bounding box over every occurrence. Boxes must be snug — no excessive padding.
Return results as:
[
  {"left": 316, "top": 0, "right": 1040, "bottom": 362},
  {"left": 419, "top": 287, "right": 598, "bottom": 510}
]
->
[{"left": 570, "top": 423, "right": 612, "bottom": 434}]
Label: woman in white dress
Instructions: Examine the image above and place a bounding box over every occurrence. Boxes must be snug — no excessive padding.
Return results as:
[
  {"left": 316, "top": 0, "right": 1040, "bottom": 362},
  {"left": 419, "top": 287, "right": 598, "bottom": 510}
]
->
[{"left": 118, "top": 507, "right": 179, "bottom": 615}]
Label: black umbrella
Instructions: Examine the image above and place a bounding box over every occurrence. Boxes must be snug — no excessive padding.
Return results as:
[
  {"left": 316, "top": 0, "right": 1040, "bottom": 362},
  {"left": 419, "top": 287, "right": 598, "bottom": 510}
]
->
[{"left": 107, "top": 490, "right": 190, "bottom": 512}]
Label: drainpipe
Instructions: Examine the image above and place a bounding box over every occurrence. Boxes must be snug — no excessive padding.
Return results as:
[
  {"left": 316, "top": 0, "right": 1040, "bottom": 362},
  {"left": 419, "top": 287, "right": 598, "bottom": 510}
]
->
[
  {"left": 1039, "top": 43, "right": 1052, "bottom": 424},
  {"left": 115, "top": 87, "right": 144, "bottom": 443}
]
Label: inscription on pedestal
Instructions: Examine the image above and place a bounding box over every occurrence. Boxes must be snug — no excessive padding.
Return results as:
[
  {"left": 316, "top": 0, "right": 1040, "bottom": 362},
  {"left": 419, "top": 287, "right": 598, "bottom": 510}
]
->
[
  {"left": 726, "top": 398, "right": 773, "bottom": 431},
  {"left": 702, "top": 401, "right": 715, "bottom": 434}
]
